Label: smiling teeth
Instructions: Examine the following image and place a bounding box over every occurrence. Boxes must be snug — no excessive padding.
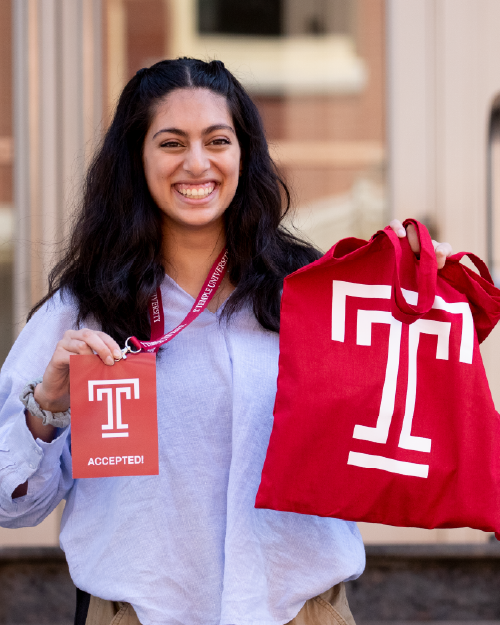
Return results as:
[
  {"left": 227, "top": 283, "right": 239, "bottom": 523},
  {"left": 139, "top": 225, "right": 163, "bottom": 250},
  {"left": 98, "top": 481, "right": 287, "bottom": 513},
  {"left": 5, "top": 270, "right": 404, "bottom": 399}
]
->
[{"left": 178, "top": 185, "right": 215, "bottom": 198}]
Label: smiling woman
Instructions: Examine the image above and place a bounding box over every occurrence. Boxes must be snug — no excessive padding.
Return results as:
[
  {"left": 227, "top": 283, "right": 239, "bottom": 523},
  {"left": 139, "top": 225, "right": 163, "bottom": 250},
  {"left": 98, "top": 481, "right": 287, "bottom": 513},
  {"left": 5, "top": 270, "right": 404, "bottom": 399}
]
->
[
  {"left": 142, "top": 89, "right": 242, "bottom": 305},
  {"left": 0, "top": 57, "right": 450, "bottom": 625},
  {"left": 27, "top": 59, "right": 321, "bottom": 344},
  {"left": 143, "top": 90, "right": 241, "bottom": 252}
]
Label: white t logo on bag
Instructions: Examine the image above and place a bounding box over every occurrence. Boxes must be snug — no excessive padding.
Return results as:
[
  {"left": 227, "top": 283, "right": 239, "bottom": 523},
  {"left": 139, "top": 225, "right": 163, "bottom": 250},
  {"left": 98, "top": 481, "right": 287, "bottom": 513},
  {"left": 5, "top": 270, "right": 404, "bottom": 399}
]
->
[
  {"left": 331, "top": 281, "right": 473, "bottom": 478},
  {"left": 88, "top": 379, "right": 140, "bottom": 438}
]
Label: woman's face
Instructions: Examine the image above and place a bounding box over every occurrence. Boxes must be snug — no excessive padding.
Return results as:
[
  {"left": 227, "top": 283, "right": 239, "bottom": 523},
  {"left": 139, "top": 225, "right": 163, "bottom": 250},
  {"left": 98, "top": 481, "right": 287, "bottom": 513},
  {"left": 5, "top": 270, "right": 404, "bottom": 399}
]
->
[{"left": 143, "top": 88, "right": 242, "bottom": 233}]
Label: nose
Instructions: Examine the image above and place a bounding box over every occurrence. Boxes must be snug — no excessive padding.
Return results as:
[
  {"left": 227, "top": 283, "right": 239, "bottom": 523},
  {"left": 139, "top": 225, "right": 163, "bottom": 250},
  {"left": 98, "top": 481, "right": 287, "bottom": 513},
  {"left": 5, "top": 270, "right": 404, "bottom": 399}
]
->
[{"left": 183, "top": 142, "right": 210, "bottom": 177}]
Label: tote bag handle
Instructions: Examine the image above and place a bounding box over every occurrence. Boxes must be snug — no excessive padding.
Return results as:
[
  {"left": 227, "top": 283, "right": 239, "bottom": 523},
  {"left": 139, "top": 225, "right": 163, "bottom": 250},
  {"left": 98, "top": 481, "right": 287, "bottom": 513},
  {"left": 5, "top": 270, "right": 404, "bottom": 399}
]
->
[
  {"left": 448, "top": 252, "right": 493, "bottom": 283},
  {"left": 321, "top": 219, "right": 437, "bottom": 324},
  {"left": 439, "top": 250, "right": 500, "bottom": 343},
  {"left": 379, "top": 219, "right": 437, "bottom": 324}
]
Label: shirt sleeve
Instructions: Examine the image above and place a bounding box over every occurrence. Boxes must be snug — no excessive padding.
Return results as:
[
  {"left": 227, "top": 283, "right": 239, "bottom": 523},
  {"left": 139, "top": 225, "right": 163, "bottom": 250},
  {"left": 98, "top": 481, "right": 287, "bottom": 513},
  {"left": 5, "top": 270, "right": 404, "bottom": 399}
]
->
[{"left": 0, "top": 293, "right": 79, "bottom": 527}]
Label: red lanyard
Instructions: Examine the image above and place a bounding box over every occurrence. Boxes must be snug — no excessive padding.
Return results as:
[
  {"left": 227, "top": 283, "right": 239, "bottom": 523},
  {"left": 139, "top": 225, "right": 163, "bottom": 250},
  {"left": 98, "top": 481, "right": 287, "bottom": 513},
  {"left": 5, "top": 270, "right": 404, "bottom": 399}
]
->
[{"left": 126, "top": 249, "right": 228, "bottom": 355}]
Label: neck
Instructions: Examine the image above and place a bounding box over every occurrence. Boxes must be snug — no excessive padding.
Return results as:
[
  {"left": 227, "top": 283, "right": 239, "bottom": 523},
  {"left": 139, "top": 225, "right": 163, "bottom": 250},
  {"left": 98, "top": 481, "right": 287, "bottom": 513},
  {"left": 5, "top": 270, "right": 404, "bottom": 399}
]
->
[{"left": 162, "top": 221, "right": 226, "bottom": 299}]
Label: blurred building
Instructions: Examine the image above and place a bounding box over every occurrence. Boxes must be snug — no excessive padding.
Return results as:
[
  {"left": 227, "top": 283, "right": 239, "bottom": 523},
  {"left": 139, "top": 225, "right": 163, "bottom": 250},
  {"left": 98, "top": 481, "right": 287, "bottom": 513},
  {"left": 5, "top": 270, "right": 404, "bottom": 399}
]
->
[{"left": 0, "top": 0, "right": 499, "bottom": 548}]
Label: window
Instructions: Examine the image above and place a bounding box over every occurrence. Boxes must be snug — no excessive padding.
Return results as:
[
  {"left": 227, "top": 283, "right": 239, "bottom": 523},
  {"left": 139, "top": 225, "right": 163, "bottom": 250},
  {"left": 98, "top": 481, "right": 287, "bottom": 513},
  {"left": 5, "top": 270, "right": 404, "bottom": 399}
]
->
[
  {"left": 199, "top": 0, "right": 281, "bottom": 36},
  {"left": 198, "top": 0, "right": 354, "bottom": 37}
]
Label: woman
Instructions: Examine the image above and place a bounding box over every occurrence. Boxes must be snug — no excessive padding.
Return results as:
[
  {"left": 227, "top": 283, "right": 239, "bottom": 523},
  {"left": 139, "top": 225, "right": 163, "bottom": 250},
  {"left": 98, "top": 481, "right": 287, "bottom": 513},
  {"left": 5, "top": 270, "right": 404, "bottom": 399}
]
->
[{"left": 0, "top": 59, "right": 451, "bottom": 625}]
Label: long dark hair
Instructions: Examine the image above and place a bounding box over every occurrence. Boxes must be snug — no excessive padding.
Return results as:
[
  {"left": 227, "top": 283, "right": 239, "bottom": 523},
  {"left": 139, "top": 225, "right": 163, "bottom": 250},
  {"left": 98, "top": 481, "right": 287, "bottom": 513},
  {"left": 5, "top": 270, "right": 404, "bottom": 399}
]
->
[{"left": 29, "top": 58, "right": 321, "bottom": 343}]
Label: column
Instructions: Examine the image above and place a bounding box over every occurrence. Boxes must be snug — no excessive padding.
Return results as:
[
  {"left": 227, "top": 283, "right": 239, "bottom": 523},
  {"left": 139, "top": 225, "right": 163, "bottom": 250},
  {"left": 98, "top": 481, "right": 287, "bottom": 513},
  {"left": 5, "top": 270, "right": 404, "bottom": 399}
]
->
[{"left": 13, "top": 0, "right": 103, "bottom": 331}]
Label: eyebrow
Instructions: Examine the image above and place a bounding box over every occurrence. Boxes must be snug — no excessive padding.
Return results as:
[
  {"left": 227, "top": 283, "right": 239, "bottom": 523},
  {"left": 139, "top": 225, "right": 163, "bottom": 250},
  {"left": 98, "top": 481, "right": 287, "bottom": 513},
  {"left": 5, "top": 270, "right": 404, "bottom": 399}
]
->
[{"left": 152, "top": 124, "right": 236, "bottom": 140}]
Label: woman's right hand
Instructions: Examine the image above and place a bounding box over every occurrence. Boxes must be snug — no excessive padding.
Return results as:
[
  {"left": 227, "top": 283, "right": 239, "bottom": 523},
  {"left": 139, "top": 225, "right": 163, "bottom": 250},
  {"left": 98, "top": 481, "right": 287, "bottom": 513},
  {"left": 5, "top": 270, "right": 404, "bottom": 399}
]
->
[
  {"left": 34, "top": 329, "right": 122, "bottom": 413},
  {"left": 13, "top": 329, "right": 122, "bottom": 497}
]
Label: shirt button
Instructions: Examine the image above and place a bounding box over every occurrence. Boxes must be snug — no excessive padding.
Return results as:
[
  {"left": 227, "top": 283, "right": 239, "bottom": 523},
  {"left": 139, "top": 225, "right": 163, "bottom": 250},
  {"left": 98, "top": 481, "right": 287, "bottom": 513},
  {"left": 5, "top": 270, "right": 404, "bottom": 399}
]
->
[{"left": 29, "top": 463, "right": 34, "bottom": 469}]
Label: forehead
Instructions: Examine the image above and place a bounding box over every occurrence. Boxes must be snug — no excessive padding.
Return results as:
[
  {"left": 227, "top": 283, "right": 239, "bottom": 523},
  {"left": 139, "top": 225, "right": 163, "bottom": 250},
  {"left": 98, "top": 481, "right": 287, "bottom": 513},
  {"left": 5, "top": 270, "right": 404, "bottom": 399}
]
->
[{"left": 148, "top": 88, "right": 234, "bottom": 133}]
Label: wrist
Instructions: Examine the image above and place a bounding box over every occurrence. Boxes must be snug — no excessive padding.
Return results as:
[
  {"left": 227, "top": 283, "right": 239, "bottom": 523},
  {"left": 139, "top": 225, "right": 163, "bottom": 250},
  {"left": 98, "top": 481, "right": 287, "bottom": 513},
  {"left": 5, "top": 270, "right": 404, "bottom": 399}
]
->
[
  {"left": 33, "top": 384, "right": 70, "bottom": 413},
  {"left": 25, "top": 409, "right": 56, "bottom": 442},
  {"left": 20, "top": 378, "right": 71, "bottom": 429}
]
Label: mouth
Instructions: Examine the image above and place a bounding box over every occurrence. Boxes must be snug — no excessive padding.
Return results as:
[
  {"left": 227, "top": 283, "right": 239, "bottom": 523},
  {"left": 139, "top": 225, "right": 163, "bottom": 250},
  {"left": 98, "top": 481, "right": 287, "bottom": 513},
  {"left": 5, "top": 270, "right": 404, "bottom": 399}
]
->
[{"left": 173, "top": 181, "right": 217, "bottom": 200}]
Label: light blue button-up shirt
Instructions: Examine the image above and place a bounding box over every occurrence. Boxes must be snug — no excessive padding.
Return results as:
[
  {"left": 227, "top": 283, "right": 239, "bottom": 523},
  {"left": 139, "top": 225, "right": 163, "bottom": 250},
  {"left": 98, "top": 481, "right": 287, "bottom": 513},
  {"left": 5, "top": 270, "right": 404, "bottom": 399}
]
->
[{"left": 0, "top": 276, "right": 365, "bottom": 625}]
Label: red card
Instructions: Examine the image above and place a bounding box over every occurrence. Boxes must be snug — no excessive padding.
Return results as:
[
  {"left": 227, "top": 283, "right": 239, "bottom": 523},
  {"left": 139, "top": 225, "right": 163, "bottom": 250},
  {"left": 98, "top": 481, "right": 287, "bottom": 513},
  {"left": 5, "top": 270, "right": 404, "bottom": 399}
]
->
[{"left": 69, "top": 353, "right": 159, "bottom": 478}]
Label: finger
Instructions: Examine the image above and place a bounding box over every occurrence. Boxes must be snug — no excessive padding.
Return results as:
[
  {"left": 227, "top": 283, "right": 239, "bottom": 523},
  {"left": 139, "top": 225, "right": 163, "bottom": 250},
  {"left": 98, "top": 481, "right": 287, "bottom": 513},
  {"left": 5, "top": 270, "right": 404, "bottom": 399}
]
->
[
  {"left": 405, "top": 223, "right": 421, "bottom": 255},
  {"left": 61, "top": 339, "right": 97, "bottom": 356},
  {"left": 95, "top": 331, "right": 123, "bottom": 361},
  {"left": 435, "top": 249, "right": 446, "bottom": 270},
  {"left": 64, "top": 329, "right": 122, "bottom": 359},
  {"left": 389, "top": 219, "right": 406, "bottom": 237},
  {"left": 49, "top": 338, "right": 95, "bottom": 370},
  {"left": 67, "top": 329, "right": 116, "bottom": 365},
  {"left": 432, "top": 240, "right": 453, "bottom": 257},
  {"left": 433, "top": 242, "right": 453, "bottom": 269},
  {"left": 53, "top": 338, "right": 94, "bottom": 361}
]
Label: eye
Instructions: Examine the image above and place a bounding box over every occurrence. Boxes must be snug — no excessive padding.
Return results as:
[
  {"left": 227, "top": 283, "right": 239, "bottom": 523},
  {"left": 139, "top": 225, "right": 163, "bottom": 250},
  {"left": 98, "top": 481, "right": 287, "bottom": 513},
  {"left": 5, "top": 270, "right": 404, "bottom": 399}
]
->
[
  {"left": 160, "top": 140, "right": 183, "bottom": 148},
  {"left": 209, "top": 138, "right": 231, "bottom": 146}
]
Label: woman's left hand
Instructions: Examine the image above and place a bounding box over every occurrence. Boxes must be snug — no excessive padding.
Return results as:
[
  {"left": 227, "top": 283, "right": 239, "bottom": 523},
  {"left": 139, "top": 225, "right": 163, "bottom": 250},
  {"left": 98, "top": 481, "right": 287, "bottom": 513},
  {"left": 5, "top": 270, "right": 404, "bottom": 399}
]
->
[{"left": 389, "top": 219, "right": 453, "bottom": 269}]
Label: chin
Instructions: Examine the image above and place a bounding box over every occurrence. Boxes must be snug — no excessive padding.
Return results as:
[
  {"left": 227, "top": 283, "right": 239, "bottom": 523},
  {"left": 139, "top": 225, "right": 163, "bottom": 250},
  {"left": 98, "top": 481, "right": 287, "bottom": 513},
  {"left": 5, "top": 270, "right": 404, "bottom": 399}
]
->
[{"left": 175, "top": 216, "right": 224, "bottom": 230}]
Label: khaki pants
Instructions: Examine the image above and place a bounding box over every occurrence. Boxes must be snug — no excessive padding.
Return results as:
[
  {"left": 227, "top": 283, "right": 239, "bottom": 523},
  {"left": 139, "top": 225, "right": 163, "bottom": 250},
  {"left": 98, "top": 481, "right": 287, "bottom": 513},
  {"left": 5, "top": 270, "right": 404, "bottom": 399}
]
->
[{"left": 85, "top": 582, "right": 356, "bottom": 625}]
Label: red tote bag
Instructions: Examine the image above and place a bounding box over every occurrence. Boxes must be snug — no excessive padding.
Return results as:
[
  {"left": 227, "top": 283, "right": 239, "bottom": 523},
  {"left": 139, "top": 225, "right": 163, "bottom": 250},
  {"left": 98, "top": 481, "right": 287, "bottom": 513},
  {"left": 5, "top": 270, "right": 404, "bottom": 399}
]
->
[{"left": 256, "top": 220, "right": 500, "bottom": 534}]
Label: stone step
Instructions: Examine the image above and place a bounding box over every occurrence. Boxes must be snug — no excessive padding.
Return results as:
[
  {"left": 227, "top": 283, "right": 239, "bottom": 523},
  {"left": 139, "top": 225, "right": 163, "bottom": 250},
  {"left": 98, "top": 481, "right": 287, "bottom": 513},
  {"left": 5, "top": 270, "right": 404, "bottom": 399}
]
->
[
  {"left": 347, "top": 544, "right": 500, "bottom": 622},
  {"left": 2, "top": 543, "right": 500, "bottom": 623},
  {"left": 0, "top": 547, "right": 74, "bottom": 625}
]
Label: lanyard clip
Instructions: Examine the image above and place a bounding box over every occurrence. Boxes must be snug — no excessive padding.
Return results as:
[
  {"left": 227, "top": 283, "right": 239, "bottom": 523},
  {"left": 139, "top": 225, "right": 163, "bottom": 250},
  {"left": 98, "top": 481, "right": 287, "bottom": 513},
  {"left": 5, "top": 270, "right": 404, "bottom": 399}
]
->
[
  {"left": 117, "top": 346, "right": 131, "bottom": 361},
  {"left": 115, "top": 337, "right": 142, "bottom": 361}
]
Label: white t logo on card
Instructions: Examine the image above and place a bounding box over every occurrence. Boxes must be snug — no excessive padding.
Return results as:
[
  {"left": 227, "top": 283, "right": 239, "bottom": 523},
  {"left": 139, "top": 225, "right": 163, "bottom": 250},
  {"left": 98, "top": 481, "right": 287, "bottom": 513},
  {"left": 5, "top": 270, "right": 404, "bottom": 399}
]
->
[
  {"left": 88, "top": 379, "right": 140, "bottom": 438},
  {"left": 331, "top": 281, "right": 473, "bottom": 478}
]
